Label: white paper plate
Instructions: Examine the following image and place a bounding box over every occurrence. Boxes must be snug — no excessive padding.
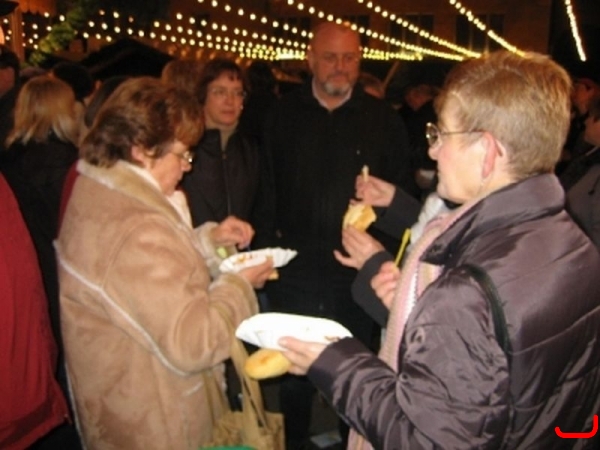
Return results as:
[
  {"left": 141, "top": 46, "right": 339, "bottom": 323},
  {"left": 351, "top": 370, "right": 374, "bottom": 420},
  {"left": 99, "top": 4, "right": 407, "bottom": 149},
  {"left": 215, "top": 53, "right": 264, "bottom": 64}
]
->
[
  {"left": 219, "top": 247, "right": 297, "bottom": 273},
  {"left": 235, "top": 312, "right": 353, "bottom": 350}
]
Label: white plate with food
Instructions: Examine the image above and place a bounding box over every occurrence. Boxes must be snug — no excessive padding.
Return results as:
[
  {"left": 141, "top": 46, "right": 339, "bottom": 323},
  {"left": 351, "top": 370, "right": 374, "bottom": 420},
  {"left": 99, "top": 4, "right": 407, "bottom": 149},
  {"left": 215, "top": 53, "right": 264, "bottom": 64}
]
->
[
  {"left": 219, "top": 247, "right": 297, "bottom": 273},
  {"left": 235, "top": 312, "right": 353, "bottom": 350}
]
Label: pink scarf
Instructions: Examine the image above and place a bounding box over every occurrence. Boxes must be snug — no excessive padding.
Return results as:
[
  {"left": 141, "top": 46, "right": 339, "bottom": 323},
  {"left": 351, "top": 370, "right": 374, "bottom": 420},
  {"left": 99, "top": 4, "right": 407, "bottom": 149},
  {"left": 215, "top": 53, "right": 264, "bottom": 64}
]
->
[{"left": 348, "top": 197, "right": 482, "bottom": 450}]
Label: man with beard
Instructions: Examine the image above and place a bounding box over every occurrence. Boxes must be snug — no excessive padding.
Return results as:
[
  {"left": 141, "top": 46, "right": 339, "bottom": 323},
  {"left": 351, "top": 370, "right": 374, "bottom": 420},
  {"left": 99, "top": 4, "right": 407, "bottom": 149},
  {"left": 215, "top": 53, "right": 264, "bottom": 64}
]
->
[{"left": 261, "top": 22, "right": 418, "bottom": 449}]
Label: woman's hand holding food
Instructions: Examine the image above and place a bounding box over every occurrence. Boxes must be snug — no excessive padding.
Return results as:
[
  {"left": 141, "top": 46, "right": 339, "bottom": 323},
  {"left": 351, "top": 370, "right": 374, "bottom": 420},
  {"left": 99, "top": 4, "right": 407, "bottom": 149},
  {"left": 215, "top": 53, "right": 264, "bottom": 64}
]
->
[
  {"left": 355, "top": 174, "right": 396, "bottom": 207},
  {"left": 371, "top": 261, "right": 401, "bottom": 309},
  {"left": 238, "top": 258, "right": 275, "bottom": 289},
  {"left": 212, "top": 216, "right": 254, "bottom": 249},
  {"left": 278, "top": 337, "right": 327, "bottom": 376},
  {"left": 334, "top": 226, "right": 385, "bottom": 270}
]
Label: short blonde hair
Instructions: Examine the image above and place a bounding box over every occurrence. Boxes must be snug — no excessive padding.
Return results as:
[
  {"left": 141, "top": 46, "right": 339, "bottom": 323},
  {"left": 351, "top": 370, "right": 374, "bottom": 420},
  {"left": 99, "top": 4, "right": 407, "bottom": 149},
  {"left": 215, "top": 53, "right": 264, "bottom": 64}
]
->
[
  {"left": 7, "top": 75, "right": 80, "bottom": 147},
  {"left": 81, "top": 77, "right": 203, "bottom": 167},
  {"left": 435, "top": 51, "right": 572, "bottom": 179}
]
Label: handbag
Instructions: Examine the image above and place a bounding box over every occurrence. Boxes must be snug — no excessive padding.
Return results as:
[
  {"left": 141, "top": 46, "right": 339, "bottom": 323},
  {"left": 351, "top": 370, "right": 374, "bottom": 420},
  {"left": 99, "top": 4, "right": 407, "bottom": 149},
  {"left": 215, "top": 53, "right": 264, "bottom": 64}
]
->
[{"left": 202, "top": 306, "right": 285, "bottom": 450}]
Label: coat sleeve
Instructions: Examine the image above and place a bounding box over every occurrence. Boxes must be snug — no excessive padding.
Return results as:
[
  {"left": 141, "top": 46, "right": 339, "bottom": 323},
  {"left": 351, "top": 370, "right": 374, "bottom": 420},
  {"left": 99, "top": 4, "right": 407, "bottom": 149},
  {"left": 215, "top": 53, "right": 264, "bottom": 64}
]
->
[
  {"left": 351, "top": 250, "right": 393, "bottom": 327},
  {"left": 308, "top": 272, "right": 511, "bottom": 450},
  {"left": 101, "top": 218, "right": 257, "bottom": 375},
  {"left": 373, "top": 186, "right": 422, "bottom": 239}
]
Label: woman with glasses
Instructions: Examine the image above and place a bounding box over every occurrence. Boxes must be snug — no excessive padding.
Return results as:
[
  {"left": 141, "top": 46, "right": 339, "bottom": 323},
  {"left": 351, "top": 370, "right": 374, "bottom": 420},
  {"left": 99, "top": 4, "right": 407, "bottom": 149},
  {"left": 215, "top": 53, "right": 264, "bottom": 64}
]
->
[
  {"left": 279, "top": 51, "right": 600, "bottom": 449},
  {"left": 55, "top": 77, "right": 273, "bottom": 449},
  {"left": 181, "top": 58, "right": 269, "bottom": 245}
]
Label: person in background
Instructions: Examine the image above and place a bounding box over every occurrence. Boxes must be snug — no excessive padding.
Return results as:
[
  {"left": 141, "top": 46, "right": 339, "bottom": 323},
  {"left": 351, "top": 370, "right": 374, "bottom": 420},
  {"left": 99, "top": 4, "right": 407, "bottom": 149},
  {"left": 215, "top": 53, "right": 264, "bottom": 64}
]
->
[
  {"left": 50, "top": 61, "right": 95, "bottom": 129},
  {"left": 565, "top": 77, "right": 600, "bottom": 157},
  {"left": 160, "top": 57, "right": 204, "bottom": 100},
  {"left": 180, "top": 57, "right": 269, "bottom": 242},
  {"left": 58, "top": 75, "right": 131, "bottom": 230},
  {"left": 0, "top": 75, "right": 82, "bottom": 447},
  {"left": 0, "top": 45, "right": 20, "bottom": 152},
  {"left": 280, "top": 50, "right": 600, "bottom": 449},
  {"left": 1, "top": 74, "right": 81, "bottom": 380},
  {"left": 0, "top": 173, "right": 70, "bottom": 450},
  {"left": 563, "top": 94, "right": 600, "bottom": 248},
  {"left": 83, "top": 75, "right": 129, "bottom": 129},
  {"left": 261, "top": 21, "right": 415, "bottom": 449},
  {"left": 358, "top": 72, "right": 385, "bottom": 99},
  {"left": 336, "top": 174, "right": 444, "bottom": 327},
  {"left": 238, "top": 59, "right": 279, "bottom": 146},
  {"left": 399, "top": 83, "right": 439, "bottom": 197},
  {"left": 56, "top": 77, "right": 273, "bottom": 449},
  {"left": 50, "top": 61, "right": 95, "bottom": 106}
]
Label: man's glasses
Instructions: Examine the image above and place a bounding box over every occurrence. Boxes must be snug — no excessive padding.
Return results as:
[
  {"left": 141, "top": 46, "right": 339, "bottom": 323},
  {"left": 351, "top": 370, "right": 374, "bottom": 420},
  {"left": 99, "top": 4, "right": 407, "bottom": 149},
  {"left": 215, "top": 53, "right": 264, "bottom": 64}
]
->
[
  {"left": 172, "top": 150, "right": 194, "bottom": 164},
  {"left": 319, "top": 52, "right": 361, "bottom": 66},
  {"left": 425, "top": 122, "right": 483, "bottom": 147},
  {"left": 208, "top": 87, "right": 246, "bottom": 100}
]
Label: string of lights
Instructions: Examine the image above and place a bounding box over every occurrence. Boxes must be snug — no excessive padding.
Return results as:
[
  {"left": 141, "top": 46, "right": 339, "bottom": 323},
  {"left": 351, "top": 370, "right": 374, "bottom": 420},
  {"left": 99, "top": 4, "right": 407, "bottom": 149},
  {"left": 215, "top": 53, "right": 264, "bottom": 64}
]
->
[
  {"left": 197, "top": 0, "right": 466, "bottom": 61},
  {"left": 5, "top": 8, "right": 419, "bottom": 62},
  {"left": 284, "top": 0, "right": 470, "bottom": 60},
  {"left": 2, "top": 1, "right": 535, "bottom": 63},
  {"left": 447, "top": 0, "right": 524, "bottom": 55},
  {"left": 354, "top": 0, "right": 479, "bottom": 58},
  {"left": 563, "top": 0, "right": 587, "bottom": 61}
]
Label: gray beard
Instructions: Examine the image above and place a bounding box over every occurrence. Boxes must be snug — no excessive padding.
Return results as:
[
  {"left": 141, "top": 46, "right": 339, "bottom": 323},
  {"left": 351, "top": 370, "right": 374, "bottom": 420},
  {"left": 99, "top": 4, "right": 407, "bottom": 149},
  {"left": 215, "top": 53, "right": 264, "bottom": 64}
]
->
[{"left": 323, "top": 81, "right": 352, "bottom": 97}]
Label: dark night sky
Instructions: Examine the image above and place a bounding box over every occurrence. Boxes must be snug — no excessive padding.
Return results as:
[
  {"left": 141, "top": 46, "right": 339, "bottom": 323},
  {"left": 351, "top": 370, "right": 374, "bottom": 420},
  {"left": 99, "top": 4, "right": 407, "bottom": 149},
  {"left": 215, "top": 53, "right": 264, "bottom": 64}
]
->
[{"left": 550, "top": 0, "right": 600, "bottom": 82}]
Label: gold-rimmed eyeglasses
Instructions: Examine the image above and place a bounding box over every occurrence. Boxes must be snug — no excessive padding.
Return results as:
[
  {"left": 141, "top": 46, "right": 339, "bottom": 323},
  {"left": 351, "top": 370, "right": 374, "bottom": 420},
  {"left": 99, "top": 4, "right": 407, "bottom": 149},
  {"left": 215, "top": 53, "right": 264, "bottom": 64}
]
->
[
  {"left": 208, "top": 87, "right": 246, "bottom": 100},
  {"left": 425, "top": 122, "right": 483, "bottom": 147},
  {"left": 172, "top": 150, "right": 194, "bottom": 164}
]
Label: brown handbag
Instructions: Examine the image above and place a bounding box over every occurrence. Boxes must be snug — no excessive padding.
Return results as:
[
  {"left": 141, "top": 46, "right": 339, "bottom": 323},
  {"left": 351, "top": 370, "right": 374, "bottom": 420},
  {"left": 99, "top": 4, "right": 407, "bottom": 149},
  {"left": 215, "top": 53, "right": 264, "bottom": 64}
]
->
[{"left": 202, "top": 306, "right": 285, "bottom": 450}]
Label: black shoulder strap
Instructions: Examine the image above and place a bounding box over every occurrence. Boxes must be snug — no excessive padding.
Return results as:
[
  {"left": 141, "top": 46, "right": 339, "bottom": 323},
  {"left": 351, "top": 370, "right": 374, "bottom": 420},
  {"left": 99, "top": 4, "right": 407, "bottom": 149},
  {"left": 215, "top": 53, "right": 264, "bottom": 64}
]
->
[{"left": 462, "top": 264, "right": 512, "bottom": 361}]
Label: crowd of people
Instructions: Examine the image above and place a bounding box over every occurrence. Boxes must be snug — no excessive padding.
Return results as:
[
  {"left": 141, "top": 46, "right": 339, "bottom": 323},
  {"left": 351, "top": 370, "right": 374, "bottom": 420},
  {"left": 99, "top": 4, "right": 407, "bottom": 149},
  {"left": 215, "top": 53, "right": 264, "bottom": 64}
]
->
[{"left": 1, "top": 19, "right": 600, "bottom": 450}]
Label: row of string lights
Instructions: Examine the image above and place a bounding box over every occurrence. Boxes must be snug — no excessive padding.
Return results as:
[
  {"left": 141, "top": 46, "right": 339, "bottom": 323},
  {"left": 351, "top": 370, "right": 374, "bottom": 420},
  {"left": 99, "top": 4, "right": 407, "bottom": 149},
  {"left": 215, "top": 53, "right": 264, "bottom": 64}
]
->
[{"left": 0, "top": 0, "right": 587, "bottom": 63}]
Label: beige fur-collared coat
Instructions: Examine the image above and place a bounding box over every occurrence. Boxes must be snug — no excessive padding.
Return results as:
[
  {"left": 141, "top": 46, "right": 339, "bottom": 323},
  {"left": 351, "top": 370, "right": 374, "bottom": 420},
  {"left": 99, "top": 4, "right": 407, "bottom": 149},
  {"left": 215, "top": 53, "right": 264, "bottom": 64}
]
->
[{"left": 56, "top": 160, "right": 258, "bottom": 449}]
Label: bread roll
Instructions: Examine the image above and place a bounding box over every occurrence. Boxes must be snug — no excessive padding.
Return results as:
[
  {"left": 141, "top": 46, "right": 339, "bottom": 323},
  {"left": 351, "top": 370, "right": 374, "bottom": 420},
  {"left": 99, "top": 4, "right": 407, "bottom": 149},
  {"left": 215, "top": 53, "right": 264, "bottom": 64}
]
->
[
  {"left": 342, "top": 204, "right": 376, "bottom": 231},
  {"left": 245, "top": 348, "right": 291, "bottom": 379}
]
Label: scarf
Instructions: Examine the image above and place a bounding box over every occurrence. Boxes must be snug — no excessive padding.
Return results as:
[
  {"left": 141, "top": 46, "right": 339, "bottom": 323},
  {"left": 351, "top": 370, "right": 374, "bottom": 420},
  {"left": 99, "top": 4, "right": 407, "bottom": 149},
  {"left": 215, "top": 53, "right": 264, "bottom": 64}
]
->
[{"left": 348, "top": 196, "right": 482, "bottom": 450}]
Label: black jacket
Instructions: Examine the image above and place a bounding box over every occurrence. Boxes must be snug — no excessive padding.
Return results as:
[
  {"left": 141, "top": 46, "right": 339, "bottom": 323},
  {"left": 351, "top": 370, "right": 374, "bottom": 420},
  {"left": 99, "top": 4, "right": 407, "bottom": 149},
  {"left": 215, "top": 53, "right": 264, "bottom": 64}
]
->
[
  {"left": 262, "top": 81, "right": 415, "bottom": 344},
  {"left": 0, "top": 134, "right": 78, "bottom": 349},
  {"left": 181, "top": 128, "right": 270, "bottom": 240},
  {"left": 310, "top": 174, "right": 600, "bottom": 449}
]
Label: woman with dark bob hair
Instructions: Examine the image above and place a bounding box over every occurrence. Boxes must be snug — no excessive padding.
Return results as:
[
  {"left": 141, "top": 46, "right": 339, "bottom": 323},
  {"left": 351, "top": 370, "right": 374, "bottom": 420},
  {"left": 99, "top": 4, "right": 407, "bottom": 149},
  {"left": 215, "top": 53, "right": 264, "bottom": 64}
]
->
[
  {"left": 180, "top": 58, "right": 269, "bottom": 245},
  {"left": 56, "top": 77, "right": 273, "bottom": 449},
  {"left": 280, "top": 51, "right": 600, "bottom": 449}
]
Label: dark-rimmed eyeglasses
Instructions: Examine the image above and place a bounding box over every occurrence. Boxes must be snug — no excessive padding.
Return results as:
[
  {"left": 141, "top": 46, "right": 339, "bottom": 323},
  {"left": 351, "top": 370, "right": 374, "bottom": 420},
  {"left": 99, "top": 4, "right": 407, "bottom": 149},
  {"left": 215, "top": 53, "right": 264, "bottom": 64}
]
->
[{"left": 425, "top": 122, "right": 483, "bottom": 147}]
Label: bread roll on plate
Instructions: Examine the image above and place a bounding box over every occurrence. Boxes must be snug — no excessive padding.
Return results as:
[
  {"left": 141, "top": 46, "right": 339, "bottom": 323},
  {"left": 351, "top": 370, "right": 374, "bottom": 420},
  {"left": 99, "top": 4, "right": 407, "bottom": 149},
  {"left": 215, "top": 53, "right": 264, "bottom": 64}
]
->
[
  {"left": 245, "top": 348, "right": 291, "bottom": 379},
  {"left": 342, "top": 203, "right": 376, "bottom": 231}
]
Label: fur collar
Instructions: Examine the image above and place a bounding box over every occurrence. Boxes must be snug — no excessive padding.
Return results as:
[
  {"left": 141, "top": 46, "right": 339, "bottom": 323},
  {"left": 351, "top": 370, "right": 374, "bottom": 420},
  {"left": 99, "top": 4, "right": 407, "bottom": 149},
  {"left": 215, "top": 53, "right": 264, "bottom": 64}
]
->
[{"left": 76, "top": 159, "right": 184, "bottom": 227}]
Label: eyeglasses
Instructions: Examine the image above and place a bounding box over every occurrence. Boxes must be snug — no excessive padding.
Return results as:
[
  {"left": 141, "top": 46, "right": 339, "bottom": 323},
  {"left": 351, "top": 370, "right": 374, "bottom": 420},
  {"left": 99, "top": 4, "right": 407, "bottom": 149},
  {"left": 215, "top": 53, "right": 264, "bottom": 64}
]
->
[
  {"left": 425, "top": 122, "right": 483, "bottom": 147},
  {"left": 319, "top": 52, "right": 361, "bottom": 66},
  {"left": 208, "top": 87, "right": 246, "bottom": 100},
  {"left": 172, "top": 150, "right": 194, "bottom": 164}
]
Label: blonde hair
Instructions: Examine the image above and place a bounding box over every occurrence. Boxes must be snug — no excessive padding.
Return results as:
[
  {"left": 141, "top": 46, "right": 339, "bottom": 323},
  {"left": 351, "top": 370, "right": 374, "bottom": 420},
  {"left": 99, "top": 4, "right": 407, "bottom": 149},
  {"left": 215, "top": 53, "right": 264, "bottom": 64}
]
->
[
  {"left": 435, "top": 51, "right": 572, "bottom": 179},
  {"left": 6, "top": 75, "right": 80, "bottom": 147}
]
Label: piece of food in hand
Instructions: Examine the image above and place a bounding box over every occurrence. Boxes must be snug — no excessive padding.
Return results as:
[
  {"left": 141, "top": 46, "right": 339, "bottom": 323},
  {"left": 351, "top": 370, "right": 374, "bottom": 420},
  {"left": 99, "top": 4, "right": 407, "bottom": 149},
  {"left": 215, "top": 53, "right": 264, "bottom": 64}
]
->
[
  {"left": 245, "top": 348, "right": 291, "bottom": 379},
  {"left": 361, "top": 165, "right": 369, "bottom": 182},
  {"left": 342, "top": 203, "right": 376, "bottom": 231},
  {"left": 268, "top": 269, "right": 279, "bottom": 280}
]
